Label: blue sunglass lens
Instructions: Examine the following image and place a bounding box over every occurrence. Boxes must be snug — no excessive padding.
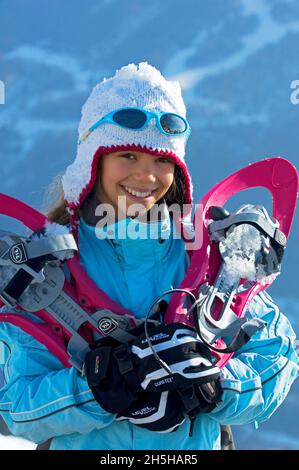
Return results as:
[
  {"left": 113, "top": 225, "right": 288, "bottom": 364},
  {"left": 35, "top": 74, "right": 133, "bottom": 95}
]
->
[
  {"left": 160, "top": 114, "right": 187, "bottom": 134},
  {"left": 111, "top": 109, "right": 187, "bottom": 135},
  {"left": 112, "top": 109, "right": 147, "bottom": 129}
]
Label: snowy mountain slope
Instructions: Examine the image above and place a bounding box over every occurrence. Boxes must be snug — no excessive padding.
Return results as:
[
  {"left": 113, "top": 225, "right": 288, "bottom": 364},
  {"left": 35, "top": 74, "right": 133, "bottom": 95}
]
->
[{"left": 0, "top": 435, "right": 36, "bottom": 450}]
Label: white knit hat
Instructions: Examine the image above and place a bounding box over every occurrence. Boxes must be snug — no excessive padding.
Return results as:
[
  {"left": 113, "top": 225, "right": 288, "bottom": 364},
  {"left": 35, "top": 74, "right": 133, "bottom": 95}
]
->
[{"left": 62, "top": 62, "right": 193, "bottom": 210}]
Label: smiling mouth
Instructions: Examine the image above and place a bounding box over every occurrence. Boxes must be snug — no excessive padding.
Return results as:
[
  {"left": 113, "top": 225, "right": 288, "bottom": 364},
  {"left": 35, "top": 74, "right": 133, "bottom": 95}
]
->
[{"left": 120, "top": 185, "right": 157, "bottom": 199}]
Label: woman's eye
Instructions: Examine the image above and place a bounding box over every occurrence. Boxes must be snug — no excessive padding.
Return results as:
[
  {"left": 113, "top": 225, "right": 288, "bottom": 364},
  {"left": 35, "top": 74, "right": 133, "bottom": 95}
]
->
[
  {"left": 157, "top": 157, "right": 172, "bottom": 164},
  {"left": 121, "top": 153, "right": 136, "bottom": 160}
]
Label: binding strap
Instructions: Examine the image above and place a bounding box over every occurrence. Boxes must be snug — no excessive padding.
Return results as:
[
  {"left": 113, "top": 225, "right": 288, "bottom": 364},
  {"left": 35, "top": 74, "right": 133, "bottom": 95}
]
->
[{"left": 0, "top": 232, "right": 77, "bottom": 307}]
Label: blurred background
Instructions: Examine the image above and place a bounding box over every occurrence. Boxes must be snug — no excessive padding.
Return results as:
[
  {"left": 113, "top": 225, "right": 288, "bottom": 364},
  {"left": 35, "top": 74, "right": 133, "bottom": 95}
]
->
[{"left": 0, "top": 0, "right": 298, "bottom": 449}]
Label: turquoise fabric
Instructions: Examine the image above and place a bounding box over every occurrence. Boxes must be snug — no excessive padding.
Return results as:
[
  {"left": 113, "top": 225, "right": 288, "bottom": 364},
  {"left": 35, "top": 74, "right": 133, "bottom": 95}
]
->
[
  {"left": 77, "top": 216, "right": 188, "bottom": 318},
  {"left": 0, "top": 213, "right": 298, "bottom": 449}
]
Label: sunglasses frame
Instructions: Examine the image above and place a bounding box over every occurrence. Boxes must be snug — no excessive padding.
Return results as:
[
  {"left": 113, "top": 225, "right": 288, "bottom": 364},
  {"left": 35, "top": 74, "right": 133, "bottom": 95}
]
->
[{"left": 79, "top": 107, "right": 191, "bottom": 144}]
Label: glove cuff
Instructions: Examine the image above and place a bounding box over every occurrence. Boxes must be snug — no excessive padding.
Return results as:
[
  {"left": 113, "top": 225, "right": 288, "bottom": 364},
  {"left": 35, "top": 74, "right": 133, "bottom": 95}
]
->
[{"left": 113, "top": 344, "right": 142, "bottom": 392}]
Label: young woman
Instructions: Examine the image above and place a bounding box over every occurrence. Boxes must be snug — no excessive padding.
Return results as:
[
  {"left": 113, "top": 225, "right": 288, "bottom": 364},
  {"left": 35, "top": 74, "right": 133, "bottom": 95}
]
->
[{"left": 0, "top": 62, "right": 298, "bottom": 450}]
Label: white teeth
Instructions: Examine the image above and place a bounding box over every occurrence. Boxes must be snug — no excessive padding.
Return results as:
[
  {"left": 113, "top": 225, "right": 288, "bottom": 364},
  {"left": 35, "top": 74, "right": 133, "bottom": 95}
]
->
[{"left": 124, "top": 186, "right": 153, "bottom": 198}]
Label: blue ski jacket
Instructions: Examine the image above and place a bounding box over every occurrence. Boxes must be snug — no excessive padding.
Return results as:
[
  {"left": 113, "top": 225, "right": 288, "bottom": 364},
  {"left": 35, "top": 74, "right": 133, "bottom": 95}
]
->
[{"left": 0, "top": 213, "right": 298, "bottom": 450}]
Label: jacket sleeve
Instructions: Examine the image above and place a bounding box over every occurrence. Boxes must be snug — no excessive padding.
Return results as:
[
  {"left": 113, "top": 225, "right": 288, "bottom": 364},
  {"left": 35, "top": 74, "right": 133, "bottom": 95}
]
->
[
  {"left": 210, "top": 291, "right": 299, "bottom": 426},
  {"left": 0, "top": 318, "right": 115, "bottom": 444}
]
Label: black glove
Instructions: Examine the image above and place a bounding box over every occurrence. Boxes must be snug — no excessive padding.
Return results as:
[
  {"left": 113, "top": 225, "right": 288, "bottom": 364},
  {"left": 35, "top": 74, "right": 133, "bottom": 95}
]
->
[
  {"left": 84, "top": 322, "right": 220, "bottom": 415},
  {"left": 116, "top": 390, "right": 186, "bottom": 433},
  {"left": 116, "top": 380, "right": 223, "bottom": 434}
]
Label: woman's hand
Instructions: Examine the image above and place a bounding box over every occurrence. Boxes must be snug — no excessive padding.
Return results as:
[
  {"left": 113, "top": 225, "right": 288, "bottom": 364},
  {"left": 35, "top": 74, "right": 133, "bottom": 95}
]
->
[{"left": 84, "top": 322, "right": 221, "bottom": 416}]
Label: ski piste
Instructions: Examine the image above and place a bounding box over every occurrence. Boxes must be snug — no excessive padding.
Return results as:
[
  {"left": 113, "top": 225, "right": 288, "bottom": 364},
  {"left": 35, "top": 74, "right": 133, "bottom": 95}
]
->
[{"left": 0, "top": 157, "right": 298, "bottom": 373}]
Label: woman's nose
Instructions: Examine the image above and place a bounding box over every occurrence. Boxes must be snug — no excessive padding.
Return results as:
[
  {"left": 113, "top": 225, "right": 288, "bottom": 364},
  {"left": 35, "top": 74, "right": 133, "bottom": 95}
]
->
[{"left": 133, "top": 162, "right": 156, "bottom": 181}]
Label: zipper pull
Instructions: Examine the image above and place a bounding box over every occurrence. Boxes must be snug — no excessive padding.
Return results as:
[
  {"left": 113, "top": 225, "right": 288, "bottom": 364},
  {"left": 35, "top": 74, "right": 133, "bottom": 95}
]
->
[{"left": 188, "top": 413, "right": 196, "bottom": 437}]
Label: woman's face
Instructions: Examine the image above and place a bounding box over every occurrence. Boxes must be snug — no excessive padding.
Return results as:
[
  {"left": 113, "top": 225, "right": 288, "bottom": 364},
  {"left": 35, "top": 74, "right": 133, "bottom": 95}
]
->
[{"left": 96, "top": 150, "right": 175, "bottom": 218}]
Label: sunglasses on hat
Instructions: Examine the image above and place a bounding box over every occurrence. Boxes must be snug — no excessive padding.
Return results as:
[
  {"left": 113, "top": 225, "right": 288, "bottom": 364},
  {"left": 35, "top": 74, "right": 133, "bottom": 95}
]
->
[{"left": 79, "top": 107, "right": 191, "bottom": 144}]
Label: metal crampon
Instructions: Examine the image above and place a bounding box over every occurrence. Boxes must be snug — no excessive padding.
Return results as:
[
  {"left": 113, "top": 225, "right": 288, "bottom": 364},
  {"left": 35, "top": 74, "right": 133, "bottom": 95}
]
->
[{"left": 192, "top": 204, "right": 287, "bottom": 354}]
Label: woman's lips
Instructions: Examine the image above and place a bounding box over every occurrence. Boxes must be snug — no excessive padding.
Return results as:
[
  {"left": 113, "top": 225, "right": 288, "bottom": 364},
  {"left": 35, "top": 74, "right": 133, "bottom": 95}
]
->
[{"left": 120, "top": 185, "right": 156, "bottom": 202}]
